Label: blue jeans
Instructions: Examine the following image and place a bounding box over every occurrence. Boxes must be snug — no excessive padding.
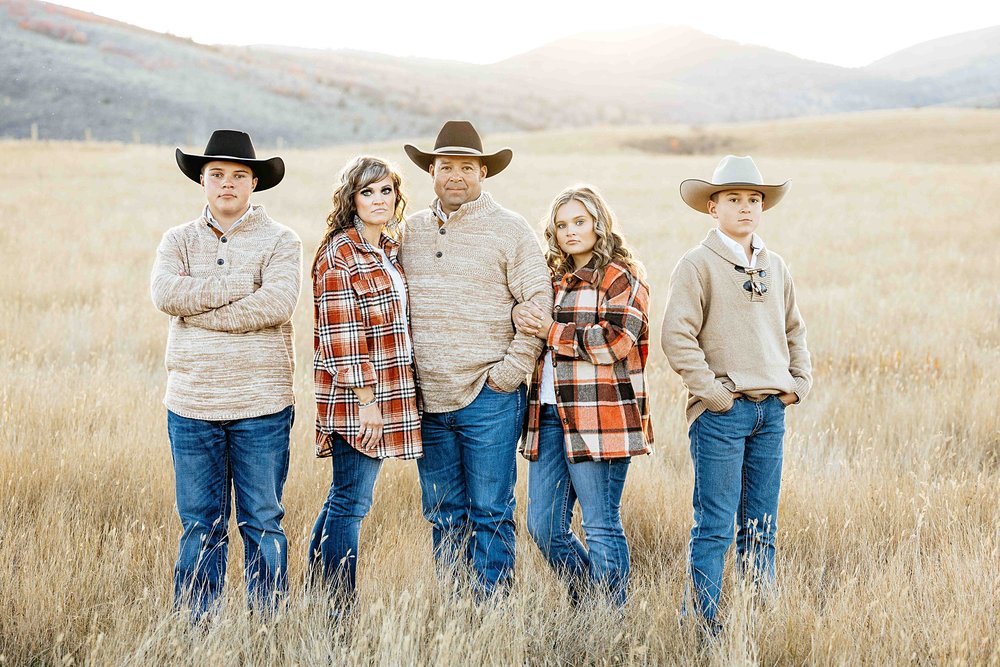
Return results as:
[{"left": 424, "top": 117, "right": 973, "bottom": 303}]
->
[
  {"left": 167, "top": 406, "right": 293, "bottom": 617},
  {"left": 526, "top": 405, "right": 631, "bottom": 607},
  {"left": 308, "top": 432, "right": 383, "bottom": 601},
  {"left": 687, "top": 395, "right": 786, "bottom": 623},
  {"left": 417, "top": 382, "right": 526, "bottom": 596}
]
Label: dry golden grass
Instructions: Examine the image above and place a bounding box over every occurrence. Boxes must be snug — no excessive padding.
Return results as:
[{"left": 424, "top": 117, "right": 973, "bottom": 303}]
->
[
  {"left": 1, "top": 109, "right": 998, "bottom": 665},
  {"left": 507, "top": 108, "right": 1000, "bottom": 165}
]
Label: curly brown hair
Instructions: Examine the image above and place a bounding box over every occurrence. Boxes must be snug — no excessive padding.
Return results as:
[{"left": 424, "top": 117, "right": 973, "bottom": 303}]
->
[
  {"left": 312, "top": 155, "right": 407, "bottom": 275},
  {"left": 542, "top": 185, "right": 644, "bottom": 284}
]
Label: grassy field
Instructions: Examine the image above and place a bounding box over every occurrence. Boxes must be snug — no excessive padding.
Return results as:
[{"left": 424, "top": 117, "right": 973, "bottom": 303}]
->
[{"left": 1, "top": 108, "right": 998, "bottom": 665}]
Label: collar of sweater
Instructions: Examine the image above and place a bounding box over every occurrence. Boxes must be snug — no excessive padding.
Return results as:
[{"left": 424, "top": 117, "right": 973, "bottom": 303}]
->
[
  {"left": 430, "top": 191, "right": 498, "bottom": 223},
  {"left": 200, "top": 204, "right": 270, "bottom": 235},
  {"left": 701, "top": 229, "right": 770, "bottom": 271}
]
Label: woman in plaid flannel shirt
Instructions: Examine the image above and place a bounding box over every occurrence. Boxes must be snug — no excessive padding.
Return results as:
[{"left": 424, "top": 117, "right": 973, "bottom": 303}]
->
[
  {"left": 308, "top": 156, "right": 422, "bottom": 608},
  {"left": 513, "top": 185, "right": 653, "bottom": 608}
]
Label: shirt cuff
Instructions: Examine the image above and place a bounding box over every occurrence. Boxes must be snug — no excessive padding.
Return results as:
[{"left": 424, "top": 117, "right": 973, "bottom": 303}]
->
[{"left": 702, "top": 383, "right": 735, "bottom": 413}]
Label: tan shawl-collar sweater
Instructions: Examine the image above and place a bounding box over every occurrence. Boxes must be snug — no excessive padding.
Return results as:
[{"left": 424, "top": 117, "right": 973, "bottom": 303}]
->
[
  {"left": 150, "top": 204, "right": 302, "bottom": 420},
  {"left": 661, "top": 230, "right": 812, "bottom": 424},
  {"left": 400, "top": 192, "right": 552, "bottom": 413}
]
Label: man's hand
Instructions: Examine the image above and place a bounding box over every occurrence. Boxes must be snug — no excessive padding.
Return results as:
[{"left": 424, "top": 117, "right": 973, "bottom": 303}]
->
[
  {"left": 777, "top": 392, "right": 798, "bottom": 406},
  {"left": 486, "top": 377, "right": 510, "bottom": 393}
]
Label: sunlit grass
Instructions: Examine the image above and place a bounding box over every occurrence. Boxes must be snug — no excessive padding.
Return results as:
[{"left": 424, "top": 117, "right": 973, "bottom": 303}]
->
[{"left": 1, "top": 109, "right": 998, "bottom": 664}]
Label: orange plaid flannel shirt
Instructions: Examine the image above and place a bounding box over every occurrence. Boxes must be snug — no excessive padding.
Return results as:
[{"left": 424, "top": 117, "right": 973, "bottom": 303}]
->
[
  {"left": 313, "top": 229, "right": 421, "bottom": 460},
  {"left": 522, "top": 259, "right": 653, "bottom": 463}
]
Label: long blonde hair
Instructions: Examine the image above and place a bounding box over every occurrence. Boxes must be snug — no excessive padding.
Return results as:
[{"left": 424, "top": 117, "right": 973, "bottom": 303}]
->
[
  {"left": 542, "top": 185, "right": 644, "bottom": 283},
  {"left": 312, "top": 155, "right": 407, "bottom": 275}
]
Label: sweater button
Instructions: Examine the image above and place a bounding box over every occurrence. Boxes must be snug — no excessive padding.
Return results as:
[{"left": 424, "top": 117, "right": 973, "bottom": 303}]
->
[
  {"left": 217, "top": 258, "right": 224, "bottom": 265},
  {"left": 439, "top": 228, "right": 446, "bottom": 235},
  {"left": 221, "top": 237, "right": 227, "bottom": 243},
  {"left": 759, "top": 270, "right": 766, "bottom": 277},
  {"left": 435, "top": 251, "right": 442, "bottom": 258}
]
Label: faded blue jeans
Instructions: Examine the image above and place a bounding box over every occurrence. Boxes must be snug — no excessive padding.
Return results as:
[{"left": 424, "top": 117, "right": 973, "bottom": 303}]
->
[
  {"left": 308, "top": 432, "right": 383, "bottom": 602},
  {"left": 526, "top": 405, "right": 631, "bottom": 607},
  {"left": 686, "top": 395, "right": 786, "bottom": 623},
  {"left": 167, "top": 406, "right": 293, "bottom": 618},
  {"left": 417, "top": 382, "right": 526, "bottom": 597}
]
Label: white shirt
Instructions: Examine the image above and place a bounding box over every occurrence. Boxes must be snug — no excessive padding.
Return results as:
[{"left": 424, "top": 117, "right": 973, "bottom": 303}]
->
[
  {"left": 714, "top": 228, "right": 764, "bottom": 268},
  {"left": 377, "top": 247, "right": 413, "bottom": 362},
  {"left": 539, "top": 351, "right": 557, "bottom": 404},
  {"left": 204, "top": 203, "right": 253, "bottom": 235},
  {"left": 434, "top": 193, "right": 485, "bottom": 223}
]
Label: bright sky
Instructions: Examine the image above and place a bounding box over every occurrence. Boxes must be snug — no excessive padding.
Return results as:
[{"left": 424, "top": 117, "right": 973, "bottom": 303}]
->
[{"left": 56, "top": 0, "right": 1000, "bottom": 68}]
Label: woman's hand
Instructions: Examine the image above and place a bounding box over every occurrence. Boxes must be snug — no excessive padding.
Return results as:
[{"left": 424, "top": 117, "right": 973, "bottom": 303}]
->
[
  {"left": 512, "top": 302, "right": 536, "bottom": 334},
  {"left": 513, "top": 302, "right": 554, "bottom": 340},
  {"left": 358, "top": 402, "right": 384, "bottom": 450}
]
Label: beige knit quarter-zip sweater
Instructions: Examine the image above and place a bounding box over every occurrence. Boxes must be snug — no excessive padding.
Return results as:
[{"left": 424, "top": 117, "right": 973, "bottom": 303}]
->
[
  {"left": 661, "top": 230, "right": 812, "bottom": 424},
  {"left": 400, "top": 192, "right": 552, "bottom": 413},
  {"left": 150, "top": 205, "right": 302, "bottom": 420}
]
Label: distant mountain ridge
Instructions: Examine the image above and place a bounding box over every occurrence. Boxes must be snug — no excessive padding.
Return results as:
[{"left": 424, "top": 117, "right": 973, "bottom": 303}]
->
[{"left": 1, "top": 0, "right": 997, "bottom": 146}]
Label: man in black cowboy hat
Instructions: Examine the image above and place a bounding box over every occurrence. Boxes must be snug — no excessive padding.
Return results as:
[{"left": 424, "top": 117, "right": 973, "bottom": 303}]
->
[
  {"left": 150, "top": 129, "right": 302, "bottom": 617},
  {"left": 401, "top": 120, "right": 552, "bottom": 596}
]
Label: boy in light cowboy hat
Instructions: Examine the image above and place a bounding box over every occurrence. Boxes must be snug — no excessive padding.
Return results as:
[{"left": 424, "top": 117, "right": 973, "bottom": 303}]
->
[
  {"left": 660, "top": 155, "right": 812, "bottom": 634},
  {"left": 151, "top": 129, "right": 302, "bottom": 617},
  {"left": 400, "top": 120, "right": 552, "bottom": 597}
]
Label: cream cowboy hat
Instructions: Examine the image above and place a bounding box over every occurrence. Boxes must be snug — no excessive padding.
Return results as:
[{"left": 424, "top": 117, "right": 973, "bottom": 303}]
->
[
  {"left": 680, "top": 155, "right": 790, "bottom": 213},
  {"left": 404, "top": 120, "right": 512, "bottom": 177}
]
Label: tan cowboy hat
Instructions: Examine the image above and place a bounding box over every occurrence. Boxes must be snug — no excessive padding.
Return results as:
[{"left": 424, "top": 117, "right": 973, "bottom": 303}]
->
[
  {"left": 404, "top": 120, "right": 512, "bottom": 177},
  {"left": 176, "top": 129, "right": 285, "bottom": 191},
  {"left": 680, "top": 155, "right": 790, "bottom": 213}
]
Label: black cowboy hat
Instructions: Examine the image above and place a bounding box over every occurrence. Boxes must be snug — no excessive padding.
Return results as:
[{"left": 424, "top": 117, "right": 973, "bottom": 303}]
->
[
  {"left": 404, "top": 120, "right": 512, "bottom": 177},
  {"left": 175, "top": 130, "right": 285, "bottom": 191}
]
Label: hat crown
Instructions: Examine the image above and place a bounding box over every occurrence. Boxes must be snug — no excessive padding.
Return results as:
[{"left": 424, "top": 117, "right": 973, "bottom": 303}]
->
[
  {"left": 434, "top": 120, "right": 484, "bottom": 153},
  {"left": 203, "top": 130, "right": 258, "bottom": 160},
  {"left": 711, "top": 155, "right": 765, "bottom": 186}
]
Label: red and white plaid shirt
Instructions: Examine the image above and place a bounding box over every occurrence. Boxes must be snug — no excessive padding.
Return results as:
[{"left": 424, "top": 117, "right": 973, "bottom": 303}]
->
[
  {"left": 522, "top": 259, "right": 653, "bottom": 463},
  {"left": 313, "top": 228, "right": 422, "bottom": 460}
]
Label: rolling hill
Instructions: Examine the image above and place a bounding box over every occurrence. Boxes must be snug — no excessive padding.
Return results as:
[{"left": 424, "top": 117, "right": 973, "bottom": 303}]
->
[{"left": 1, "top": 0, "right": 997, "bottom": 146}]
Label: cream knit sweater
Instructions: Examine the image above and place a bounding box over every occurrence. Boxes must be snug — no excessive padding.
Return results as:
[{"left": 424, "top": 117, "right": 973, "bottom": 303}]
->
[
  {"left": 400, "top": 192, "right": 552, "bottom": 413},
  {"left": 661, "top": 230, "right": 812, "bottom": 424},
  {"left": 150, "top": 205, "right": 302, "bottom": 420}
]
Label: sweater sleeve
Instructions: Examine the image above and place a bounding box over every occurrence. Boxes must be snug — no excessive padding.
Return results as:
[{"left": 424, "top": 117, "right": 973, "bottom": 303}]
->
[
  {"left": 183, "top": 230, "right": 302, "bottom": 333},
  {"left": 660, "top": 258, "right": 734, "bottom": 413},
  {"left": 548, "top": 268, "right": 648, "bottom": 365},
  {"left": 783, "top": 263, "right": 813, "bottom": 403},
  {"left": 150, "top": 230, "right": 254, "bottom": 317},
  {"left": 314, "top": 263, "right": 377, "bottom": 389},
  {"left": 487, "top": 222, "right": 553, "bottom": 392}
]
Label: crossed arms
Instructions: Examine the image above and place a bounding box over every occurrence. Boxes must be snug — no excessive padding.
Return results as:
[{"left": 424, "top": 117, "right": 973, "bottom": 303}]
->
[{"left": 150, "top": 230, "right": 302, "bottom": 333}]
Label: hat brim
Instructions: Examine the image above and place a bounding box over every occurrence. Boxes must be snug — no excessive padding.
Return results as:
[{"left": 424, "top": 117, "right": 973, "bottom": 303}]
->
[
  {"left": 175, "top": 148, "right": 285, "bottom": 192},
  {"left": 403, "top": 145, "right": 512, "bottom": 178},
  {"left": 680, "top": 179, "right": 790, "bottom": 213}
]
